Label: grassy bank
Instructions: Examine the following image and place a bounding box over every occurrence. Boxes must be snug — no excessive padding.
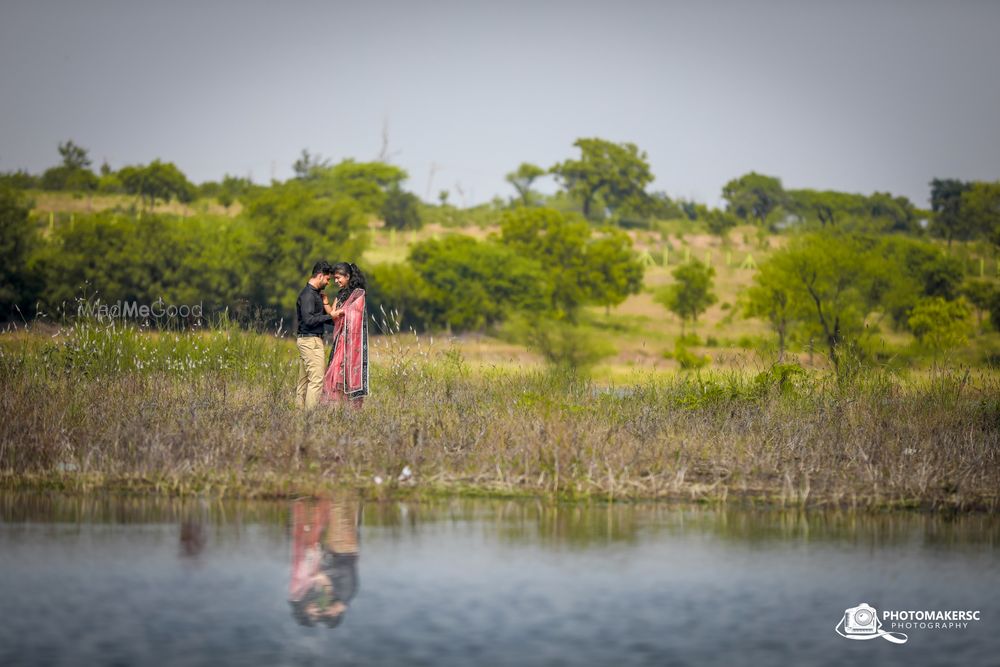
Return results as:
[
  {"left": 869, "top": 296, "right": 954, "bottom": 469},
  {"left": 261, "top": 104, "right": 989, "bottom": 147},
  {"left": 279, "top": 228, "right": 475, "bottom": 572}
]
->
[{"left": 1, "top": 321, "right": 998, "bottom": 511}]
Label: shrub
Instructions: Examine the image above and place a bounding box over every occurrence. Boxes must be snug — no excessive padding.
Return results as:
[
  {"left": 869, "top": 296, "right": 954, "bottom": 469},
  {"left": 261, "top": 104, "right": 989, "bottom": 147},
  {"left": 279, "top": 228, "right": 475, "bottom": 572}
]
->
[
  {"left": 672, "top": 340, "right": 710, "bottom": 370},
  {"left": 507, "top": 315, "right": 615, "bottom": 371}
]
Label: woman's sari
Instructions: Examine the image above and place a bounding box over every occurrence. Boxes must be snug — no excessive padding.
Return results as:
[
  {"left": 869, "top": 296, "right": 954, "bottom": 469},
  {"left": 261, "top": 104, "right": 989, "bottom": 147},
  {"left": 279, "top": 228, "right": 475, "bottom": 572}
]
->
[
  {"left": 289, "top": 500, "right": 326, "bottom": 601},
  {"left": 321, "top": 288, "right": 369, "bottom": 402}
]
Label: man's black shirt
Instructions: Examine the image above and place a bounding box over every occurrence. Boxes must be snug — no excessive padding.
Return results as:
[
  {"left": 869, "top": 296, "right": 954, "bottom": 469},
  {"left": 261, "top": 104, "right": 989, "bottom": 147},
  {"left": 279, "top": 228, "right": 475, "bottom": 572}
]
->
[{"left": 296, "top": 283, "right": 333, "bottom": 336}]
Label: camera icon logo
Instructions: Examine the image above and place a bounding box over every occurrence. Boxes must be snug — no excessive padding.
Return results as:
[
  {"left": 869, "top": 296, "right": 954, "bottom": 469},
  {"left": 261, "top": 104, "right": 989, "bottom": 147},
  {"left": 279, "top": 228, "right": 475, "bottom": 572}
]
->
[
  {"left": 836, "top": 602, "right": 908, "bottom": 644},
  {"left": 844, "top": 603, "right": 878, "bottom": 635}
]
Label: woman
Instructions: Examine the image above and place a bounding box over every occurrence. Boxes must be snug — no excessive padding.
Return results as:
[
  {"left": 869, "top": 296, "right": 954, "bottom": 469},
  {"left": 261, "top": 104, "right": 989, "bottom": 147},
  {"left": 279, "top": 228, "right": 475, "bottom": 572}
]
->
[{"left": 320, "top": 262, "right": 369, "bottom": 406}]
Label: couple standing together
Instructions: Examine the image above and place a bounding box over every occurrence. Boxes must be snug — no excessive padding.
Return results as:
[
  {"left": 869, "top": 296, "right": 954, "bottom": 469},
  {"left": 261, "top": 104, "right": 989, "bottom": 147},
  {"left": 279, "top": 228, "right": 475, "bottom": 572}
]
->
[{"left": 295, "top": 260, "right": 369, "bottom": 408}]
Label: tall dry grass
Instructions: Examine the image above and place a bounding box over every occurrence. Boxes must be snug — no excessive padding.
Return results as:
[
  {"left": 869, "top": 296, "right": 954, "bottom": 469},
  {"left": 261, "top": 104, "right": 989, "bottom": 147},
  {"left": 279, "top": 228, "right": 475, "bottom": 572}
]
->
[{"left": 1, "top": 316, "right": 998, "bottom": 511}]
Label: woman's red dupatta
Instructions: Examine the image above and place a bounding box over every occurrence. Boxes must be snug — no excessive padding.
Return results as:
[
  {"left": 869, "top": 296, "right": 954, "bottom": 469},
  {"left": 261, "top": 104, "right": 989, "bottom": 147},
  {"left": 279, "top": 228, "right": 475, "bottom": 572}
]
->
[
  {"left": 289, "top": 500, "right": 328, "bottom": 600},
  {"left": 322, "top": 288, "right": 369, "bottom": 401}
]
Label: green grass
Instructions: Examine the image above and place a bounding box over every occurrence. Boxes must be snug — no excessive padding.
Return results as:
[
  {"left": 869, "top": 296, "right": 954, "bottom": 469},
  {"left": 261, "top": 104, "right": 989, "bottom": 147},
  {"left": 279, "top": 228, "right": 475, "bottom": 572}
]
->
[
  {"left": 2, "top": 320, "right": 998, "bottom": 511},
  {"left": 26, "top": 190, "right": 241, "bottom": 219}
]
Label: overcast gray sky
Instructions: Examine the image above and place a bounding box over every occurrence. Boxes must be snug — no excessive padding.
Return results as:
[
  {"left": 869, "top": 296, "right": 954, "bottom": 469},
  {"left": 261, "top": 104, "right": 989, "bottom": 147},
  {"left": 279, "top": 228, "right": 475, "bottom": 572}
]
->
[{"left": 2, "top": 0, "right": 999, "bottom": 207}]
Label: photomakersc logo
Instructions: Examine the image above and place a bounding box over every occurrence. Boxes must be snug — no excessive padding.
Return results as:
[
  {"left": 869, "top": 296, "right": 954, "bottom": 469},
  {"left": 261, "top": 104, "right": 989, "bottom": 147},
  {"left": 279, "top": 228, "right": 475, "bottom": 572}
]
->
[
  {"left": 836, "top": 603, "right": 908, "bottom": 644},
  {"left": 836, "top": 602, "right": 983, "bottom": 645},
  {"left": 77, "top": 298, "right": 203, "bottom": 320}
]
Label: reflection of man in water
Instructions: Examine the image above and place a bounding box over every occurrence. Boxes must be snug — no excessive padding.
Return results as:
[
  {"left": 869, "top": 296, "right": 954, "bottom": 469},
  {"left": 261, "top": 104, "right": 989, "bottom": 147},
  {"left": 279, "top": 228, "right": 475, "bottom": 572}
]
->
[{"left": 288, "top": 498, "right": 360, "bottom": 628}]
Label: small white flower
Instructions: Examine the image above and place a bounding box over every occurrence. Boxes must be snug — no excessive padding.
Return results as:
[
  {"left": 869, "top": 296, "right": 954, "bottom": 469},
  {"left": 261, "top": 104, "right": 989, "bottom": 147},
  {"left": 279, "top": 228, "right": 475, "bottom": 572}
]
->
[
  {"left": 373, "top": 476, "right": 383, "bottom": 485},
  {"left": 398, "top": 466, "right": 413, "bottom": 482}
]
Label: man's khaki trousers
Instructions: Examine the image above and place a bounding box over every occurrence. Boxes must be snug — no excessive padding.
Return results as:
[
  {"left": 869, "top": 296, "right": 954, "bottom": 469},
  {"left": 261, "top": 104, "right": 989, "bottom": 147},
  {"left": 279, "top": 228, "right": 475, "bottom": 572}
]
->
[{"left": 296, "top": 336, "right": 326, "bottom": 408}]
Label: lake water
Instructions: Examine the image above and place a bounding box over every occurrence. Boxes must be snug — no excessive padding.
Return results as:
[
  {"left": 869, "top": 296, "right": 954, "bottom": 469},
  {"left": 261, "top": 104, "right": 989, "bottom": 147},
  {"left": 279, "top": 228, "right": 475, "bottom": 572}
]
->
[{"left": 1, "top": 493, "right": 997, "bottom": 666}]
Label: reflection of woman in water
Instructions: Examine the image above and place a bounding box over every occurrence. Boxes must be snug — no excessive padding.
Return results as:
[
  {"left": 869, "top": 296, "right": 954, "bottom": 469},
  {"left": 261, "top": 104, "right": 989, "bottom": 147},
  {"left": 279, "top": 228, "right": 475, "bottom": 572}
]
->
[
  {"left": 320, "top": 262, "right": 369, "bottom": 407},
  {"left": 288, "top": 498, "right": 360, "bottom": 628}
]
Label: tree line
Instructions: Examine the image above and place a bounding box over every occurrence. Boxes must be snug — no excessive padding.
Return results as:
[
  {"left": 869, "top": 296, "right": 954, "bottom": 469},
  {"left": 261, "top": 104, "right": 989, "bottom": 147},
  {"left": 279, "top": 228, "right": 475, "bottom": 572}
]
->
[{"left": 1, "top": 138, "right": 998, "bottom": 370}]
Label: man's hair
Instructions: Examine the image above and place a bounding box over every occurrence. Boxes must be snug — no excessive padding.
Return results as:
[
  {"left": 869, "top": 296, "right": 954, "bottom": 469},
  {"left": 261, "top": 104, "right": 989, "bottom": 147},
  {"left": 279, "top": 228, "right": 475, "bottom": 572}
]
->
[{"left": 311, "top": 261, "right": 334, "bottom": 277}]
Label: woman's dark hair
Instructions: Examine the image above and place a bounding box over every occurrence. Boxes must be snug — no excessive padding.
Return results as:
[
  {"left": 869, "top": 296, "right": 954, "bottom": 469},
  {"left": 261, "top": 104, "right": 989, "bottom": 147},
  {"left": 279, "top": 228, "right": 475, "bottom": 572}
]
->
[{"left": 332, "top": 262, "right": 367, "bottom": 304}]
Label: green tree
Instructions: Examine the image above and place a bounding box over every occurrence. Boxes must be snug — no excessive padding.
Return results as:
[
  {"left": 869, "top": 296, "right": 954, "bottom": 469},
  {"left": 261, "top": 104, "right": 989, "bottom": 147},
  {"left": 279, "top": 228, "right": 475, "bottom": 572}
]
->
[
  {"left": 722, "top": 172, "right": 785, "bottom": 224},
  {"left": 907, "top": 297, "right": 971, "bottom": 358},
  {"left": 876, "top": 236, "right": 964, "bottom": 329},
  {"left": 0, "top": 170, "right": 38, "bottom": 191},
  {"left": 960, "top": 280, "right": 996, "bottom": 330},
  {"left": 498, "top": 207, "right": 643, "bottom": 319},
  {"left": 655, "top": 259, "right": 717, "bottom": 335},
  {"left": 225, "top": 174, "right": 257, "bottom": 198},
  {"left": 586, "top": 227, "right": 645, "bottom": 314},
  {"left": 754, "top": 233, "right": 885, "bottom": 371},
  {"left": 959, "top": 181, "right": 1000, "bottom": 246},
  {"left": 407, "top": 235, "right": 550, "bottom": 331},
  {"left": 505, "top": 162, "right": 546, "bottom": 206},
  {"left": 551, "top": 138, "right": 654, "bottom": 219},
  {"left": 704, "top": 208, "right": 740, "bottom": 238},
  {"left": 0, "top": 187, "right": 42, "bottom": 320},
  {"left": 500, "top": 207, "right": 645, "bottom": 321},
  {"left": 785, "top": 189, "right": 917, "bottom": 232},
  {"left": 33, "top": 210, "right": 252, "bottom": 319},
  {"left": 743, "top": 261, "right": 795, "bottom": 359},
  {"left": 380, "top": 183, "right": 423, "bottom": 230},
  {"left": 97, "top": 172, "right": 125, "bottom": 194},
  {"left": 41, "top": 166, "right": 98, "bottom": 191},
  {"left": 645, "top": 191, "right": 685, "bottom": 220},
  {"left": 740, "top": 234, "right": 969, "bottom": 366},
  {"left": 32, "top": 212, "right": 135, "bottom": 308},
  {"left": 58, "top": 140, "right": 92, "bottom": 169},
  {"left": 929, "top": 178, "right": 973, "bottom": 246},
  {"left": 304, "top": 159, "right": 407, "bottom": 215},
  {"left": 865, "top": 192, "right": 919, "bottom": 233},
  {"left": 292, "top": 149, "right": 331, "bottom": 180},
  {"left": 786, "top": 189, "right": 862, "bottom": 227},
  {"left": 40, "top": 140, "right": 98, "bottom": 192},
  {"left": 156, "top": 215, "right": 252, "bottom": 314},
  {"left": 119, "top": 160, "right": 197, "bottom": 208},
  {"left": 679, "top": 200, "right": 700, "bottom": 221},
  {"left": 200, "top": 175, "right": 259, "bottom": 208},
  {"left": 499, "top": 207, "right": 592, "bottom": 316},
  {"left": 365, "top": 262, "right": 432, "bottom": 332}
]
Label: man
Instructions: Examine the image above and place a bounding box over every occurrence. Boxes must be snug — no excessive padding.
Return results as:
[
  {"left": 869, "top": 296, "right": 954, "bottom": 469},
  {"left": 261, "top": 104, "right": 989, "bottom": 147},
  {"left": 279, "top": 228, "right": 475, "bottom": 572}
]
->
[{"left": 295, "top": 261, "right": 334, "bottom": 408}]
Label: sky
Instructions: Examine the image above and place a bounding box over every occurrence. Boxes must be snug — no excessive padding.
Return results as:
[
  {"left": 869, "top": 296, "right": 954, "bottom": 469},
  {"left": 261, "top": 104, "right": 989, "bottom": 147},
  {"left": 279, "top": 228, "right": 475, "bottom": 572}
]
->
[{"left": 2, "top": 0, "right": 999, "bottom": 208}]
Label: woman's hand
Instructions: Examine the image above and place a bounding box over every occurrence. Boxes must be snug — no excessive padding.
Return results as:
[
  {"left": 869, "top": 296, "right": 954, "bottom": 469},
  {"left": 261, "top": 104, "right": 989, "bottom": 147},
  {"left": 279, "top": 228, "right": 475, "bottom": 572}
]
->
[{"left": 332, "top": 308, "right": 345, "bottom": 319}]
